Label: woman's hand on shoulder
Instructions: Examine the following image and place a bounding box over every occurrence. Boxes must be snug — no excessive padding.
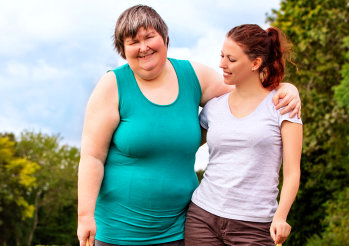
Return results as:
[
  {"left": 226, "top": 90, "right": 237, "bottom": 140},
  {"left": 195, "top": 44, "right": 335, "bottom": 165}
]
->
[
  {"left": 191, "top": 62, "right": 232, "bottom": 106},
  {"left": 273, "top": 82, "right": 301, "bottom": 118}
]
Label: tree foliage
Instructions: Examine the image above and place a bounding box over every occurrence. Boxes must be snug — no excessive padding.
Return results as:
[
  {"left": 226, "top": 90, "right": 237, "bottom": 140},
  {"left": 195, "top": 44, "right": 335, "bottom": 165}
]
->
[
  {"left": 267, "top": 0, "right": 349, "bottom": 245},
  {"left": 306, "top": 187, "right": 349, "bottom": 246},
  {"left": 16, "top": 131, "right": 80, "bottom": 246},
  {"left": 0, "top": 131, "right": 80, "bottom": 246},
  {"left": 0, "top": 136, "right": 40, "bottom": 246},
  {"left": 334, "top": 36, "right": 349, "bottom": 110}
]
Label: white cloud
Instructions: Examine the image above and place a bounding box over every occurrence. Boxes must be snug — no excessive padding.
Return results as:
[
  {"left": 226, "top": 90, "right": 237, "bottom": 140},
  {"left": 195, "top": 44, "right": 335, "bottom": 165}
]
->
[
  {"left": 168, "top": 47, "right": 192, "bottom": 60},
  {"left": 6, "top": 61, "right": 30, "bottom": 77},
  {"left": 168, "top": 29, "right": 226, "bottom": 72},
  {"left": 32, "top": 60, "right": 71, "bottom": 81},
  {"left": 0, "top": 101, "right": 53, "bottom": 137},
  {"left": 6, "top": 59, "right": 71, "bottom": 83}
]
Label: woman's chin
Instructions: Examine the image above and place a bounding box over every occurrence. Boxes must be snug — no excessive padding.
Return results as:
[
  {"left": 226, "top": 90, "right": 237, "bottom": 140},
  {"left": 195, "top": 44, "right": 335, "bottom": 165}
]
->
[{"left": 223, "top": 79, "right": 235, "bottom": 86}]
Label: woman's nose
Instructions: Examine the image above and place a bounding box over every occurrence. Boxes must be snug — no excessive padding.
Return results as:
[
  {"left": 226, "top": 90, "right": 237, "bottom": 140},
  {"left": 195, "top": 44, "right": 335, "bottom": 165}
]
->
[
  {"left": 139, "top": 41, "right": 148, "bottom": 52},
  {"left": 219, "top": 58, "right": 226, "bottom": 69}
]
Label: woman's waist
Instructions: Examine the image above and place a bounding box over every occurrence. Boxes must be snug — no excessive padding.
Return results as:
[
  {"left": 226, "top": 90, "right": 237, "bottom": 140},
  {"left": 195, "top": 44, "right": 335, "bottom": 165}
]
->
[
  {"left": 94, "top": 201, "right": 186, "bottom": 244},
  {"left": 99, "top": 167, "right": 198, "bottom": 209},
  {"left": 192, "top": 180, "right": 278, "bottom": 219}
]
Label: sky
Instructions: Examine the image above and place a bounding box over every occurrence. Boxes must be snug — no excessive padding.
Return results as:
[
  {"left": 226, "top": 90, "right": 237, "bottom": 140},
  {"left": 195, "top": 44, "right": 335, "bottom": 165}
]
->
[{"left": 0, "top": 0, "right": 281, "bottom": 170}]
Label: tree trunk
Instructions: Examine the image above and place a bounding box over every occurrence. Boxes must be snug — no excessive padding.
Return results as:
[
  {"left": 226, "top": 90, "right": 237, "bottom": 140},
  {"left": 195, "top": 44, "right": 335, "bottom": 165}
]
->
[{"left": 27, "top": 191, "right": 41, "bottom": 246}]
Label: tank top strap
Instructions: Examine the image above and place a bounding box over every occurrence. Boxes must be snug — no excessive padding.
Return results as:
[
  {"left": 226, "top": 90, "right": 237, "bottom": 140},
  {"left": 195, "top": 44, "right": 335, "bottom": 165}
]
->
[
  {"left": 168, "top": 58, "right": 202, "bottom": 107},
  {"left": 109, "top": 64, "right": 141, "bottom": 116}
]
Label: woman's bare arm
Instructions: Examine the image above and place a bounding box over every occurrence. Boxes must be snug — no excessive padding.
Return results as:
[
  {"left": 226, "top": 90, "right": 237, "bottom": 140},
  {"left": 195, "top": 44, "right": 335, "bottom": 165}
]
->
[
  {"left": 77, "top": 71, "right": 119, "bottom": 246},
  {"left": 270, "top": 121, "right": 303, "bottom": 244}
]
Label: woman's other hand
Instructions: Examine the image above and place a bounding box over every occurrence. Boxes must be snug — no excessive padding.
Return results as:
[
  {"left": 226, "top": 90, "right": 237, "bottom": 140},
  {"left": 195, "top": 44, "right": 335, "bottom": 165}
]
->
[{"left": 270, "top": 219, "right": 291, "bottom": 245}]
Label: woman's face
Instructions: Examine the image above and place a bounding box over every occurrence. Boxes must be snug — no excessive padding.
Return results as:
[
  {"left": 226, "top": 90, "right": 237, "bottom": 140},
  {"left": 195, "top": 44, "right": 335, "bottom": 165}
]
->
[
  {"left": 124, "top": 27, "right": 168, "bottom": 80},
  {"left": 219, "top": 38, "right": 255, "bottom": 85}
]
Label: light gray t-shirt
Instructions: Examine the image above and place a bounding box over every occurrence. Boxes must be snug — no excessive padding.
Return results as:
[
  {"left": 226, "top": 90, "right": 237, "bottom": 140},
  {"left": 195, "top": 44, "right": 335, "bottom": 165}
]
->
[{"left": 191, "top": 90, "right": 302, "bottom": 223}]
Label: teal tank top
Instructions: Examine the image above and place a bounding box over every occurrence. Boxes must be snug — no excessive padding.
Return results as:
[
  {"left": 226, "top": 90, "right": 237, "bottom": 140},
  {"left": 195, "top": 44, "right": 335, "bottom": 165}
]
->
[{"left": 95, "top": 58, "right": 202, "bottom": 245}]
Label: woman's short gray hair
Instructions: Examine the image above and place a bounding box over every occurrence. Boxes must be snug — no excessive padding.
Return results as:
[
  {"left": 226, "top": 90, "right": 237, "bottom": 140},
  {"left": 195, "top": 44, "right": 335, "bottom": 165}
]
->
[{"left": 114, "top": 5, "right": 169, "bottom": 59}]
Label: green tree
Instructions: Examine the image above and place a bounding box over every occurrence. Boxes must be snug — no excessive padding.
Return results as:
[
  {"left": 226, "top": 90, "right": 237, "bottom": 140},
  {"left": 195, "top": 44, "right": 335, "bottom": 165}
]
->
[
  {"left": 15, "top": 131, "right": 80, "bottom": 246},
  {"left": 0, "top": 136, "right": 39, "bottom": 246},
  {"left": 306, "top": 36, "right": 349, "bottom": 246},
  {"left": 334, "top": 36, "right": 349, "bottom": 110},
  {"left": 306, "top": 187, "right": 349, "bottom": 246},
  {"left": 267, "top": 0, "right": 349, "bottom": 245}
]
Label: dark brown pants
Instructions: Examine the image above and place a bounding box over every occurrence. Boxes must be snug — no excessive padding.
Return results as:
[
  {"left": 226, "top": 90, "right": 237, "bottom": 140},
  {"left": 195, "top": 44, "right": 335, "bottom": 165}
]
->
[
  {"left": 95, "top": 239, "right": 184, "bottom": 246},
  {"left": 185, "top": 202, "right": 274, "bottom": 246}
]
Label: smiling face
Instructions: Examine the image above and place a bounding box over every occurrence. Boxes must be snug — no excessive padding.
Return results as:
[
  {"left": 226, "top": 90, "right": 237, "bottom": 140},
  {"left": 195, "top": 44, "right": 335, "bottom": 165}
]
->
[
  {"left": 219, "top": 37, "right": 258, "bottom": 86},
  {"left": 124, "top": 27, "right": 168, "bottom": 80}
]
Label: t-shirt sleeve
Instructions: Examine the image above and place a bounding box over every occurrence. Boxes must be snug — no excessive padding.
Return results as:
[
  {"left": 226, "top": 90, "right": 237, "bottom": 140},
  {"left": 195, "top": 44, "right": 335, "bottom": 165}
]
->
[
  {"left": 278, "top": 109, "right": 303, "bottom": 127},
  {"left": 199, "top": 106, "right": 209, "bottom": 129},
  {"left": 199, "top": 99, "right": 215, "bottom": 129}
]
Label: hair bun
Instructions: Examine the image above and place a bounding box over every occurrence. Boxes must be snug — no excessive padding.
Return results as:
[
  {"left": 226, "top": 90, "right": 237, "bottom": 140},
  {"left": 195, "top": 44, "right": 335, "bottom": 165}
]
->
[{"left": 267, "top": 28, "right": 278, "bottom": 41}]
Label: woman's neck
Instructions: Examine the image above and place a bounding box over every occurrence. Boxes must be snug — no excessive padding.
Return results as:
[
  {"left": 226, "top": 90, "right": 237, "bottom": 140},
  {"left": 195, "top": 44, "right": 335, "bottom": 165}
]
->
[
  {"left": 228, "top": 76, "right": 272, "bottom": 119},
  {"left": 233, "top": 76, "right": 269, "bottom": 100},
  {"left": 134, "top": 59, "right": 171, "bottom": 86}
]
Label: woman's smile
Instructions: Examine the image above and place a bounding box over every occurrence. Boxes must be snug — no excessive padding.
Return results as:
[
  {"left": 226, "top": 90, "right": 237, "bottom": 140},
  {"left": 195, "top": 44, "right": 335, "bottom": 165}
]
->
[
  {"left": 138, "top": 51, "right": 156, "bottom": 59},
  {"left": 222, "top": 71, "right": 232, "bottom": 78}
]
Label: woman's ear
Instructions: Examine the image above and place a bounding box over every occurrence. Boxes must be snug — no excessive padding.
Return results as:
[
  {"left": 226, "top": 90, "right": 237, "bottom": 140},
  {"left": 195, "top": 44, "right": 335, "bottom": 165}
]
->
[{"left": 251, "top": 57, "right": 262, "bottom": 71}]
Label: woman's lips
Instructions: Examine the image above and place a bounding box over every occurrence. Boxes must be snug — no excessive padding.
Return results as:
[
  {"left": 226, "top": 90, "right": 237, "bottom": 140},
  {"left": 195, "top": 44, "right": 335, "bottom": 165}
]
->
[
  {"left": 222, "top": 71, "right": 231, "bottom": 78},
  {"left": 138, "top": 51, "right": 155, "bottom": 59}
]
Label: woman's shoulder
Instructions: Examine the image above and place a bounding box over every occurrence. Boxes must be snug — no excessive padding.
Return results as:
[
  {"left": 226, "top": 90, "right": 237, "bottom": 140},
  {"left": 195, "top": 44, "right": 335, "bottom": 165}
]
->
[
  {"left": 204, "top": 92, "right": 229, "bottom": 109},
  {"left": 266, "top": 89, "right": 303, "bottom": 125},
  {"left": 109, "top": 63, "right": 131, "bottom": 74},
  {"left": 90, "top": 71, "right": 118, "bottom": 101},
  {"left": 259, "top": 89, "right": 280, "bottom": 116},
  {"left": 100, "top": 71, "right": 117, "bottom": 87}
]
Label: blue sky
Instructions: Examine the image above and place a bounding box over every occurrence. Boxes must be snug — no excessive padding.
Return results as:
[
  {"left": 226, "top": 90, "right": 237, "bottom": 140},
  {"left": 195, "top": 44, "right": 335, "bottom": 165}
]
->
[{"left": 0, "top": 0, "right": 280, "bottom": 170}]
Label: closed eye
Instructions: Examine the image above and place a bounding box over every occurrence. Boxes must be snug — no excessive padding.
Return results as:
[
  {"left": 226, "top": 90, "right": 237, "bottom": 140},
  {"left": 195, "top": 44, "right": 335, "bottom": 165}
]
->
[
  {"left": 221, "top": 54, "right": 236, "bottom": 62},
  {"left": 125, "top": 39, "right": 138, "bottom": 45},
  {"left": 227, "top": 55, "right": 236, "bottom": 62}
]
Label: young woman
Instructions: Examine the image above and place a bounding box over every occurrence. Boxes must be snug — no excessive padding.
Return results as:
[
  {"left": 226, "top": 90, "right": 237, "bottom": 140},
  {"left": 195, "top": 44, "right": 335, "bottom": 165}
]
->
[{"left": 185, "top": 24, "right": 303, "bottom": 246}]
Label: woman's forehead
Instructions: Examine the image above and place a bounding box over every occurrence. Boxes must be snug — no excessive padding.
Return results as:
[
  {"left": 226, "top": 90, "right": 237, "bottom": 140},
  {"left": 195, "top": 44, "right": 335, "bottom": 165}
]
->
[{"left": 125, "top": 26, "right": 158, "bottom": 39}]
